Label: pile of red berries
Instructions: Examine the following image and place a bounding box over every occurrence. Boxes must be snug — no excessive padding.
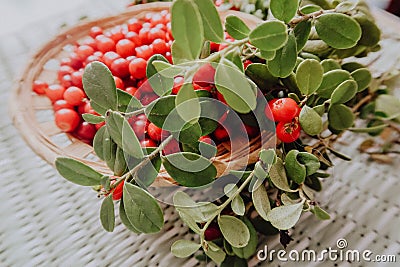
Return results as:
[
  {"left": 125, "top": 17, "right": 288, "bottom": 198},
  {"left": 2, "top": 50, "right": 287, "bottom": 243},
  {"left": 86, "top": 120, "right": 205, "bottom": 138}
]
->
[
  {"left": 265, "top": 98, "right": 301, "bottom": 143},
  {"left": 32, "top": 10, "right": 173, "bottom": 144}
]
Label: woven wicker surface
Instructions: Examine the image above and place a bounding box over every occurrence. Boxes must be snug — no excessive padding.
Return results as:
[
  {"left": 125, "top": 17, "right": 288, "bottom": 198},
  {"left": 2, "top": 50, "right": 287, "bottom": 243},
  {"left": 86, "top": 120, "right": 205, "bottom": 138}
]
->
[{"left": 1, "top": 2, "right": 399, "bottom": 267}]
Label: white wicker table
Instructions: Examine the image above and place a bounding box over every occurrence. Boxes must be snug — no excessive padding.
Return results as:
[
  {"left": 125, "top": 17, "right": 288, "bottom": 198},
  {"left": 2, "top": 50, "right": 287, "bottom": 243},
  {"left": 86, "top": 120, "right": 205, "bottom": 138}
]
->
[{"left": 1, "top": 2, "right": 399, "bottom": 267}]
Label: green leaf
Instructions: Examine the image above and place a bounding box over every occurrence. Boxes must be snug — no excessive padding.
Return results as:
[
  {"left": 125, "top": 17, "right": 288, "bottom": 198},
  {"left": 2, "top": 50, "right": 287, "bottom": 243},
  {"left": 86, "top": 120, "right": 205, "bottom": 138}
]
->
[
  {"left": 224, "top": 184, "right": 245, "bottom": 216},
  {"left": 93, "top": 126, "right": 112, "bottom": 161},
  {"left": 178, "top": 211, "right": 201, "bottom": 234},
  {"left": 297, "top": 152, "right": 320, "bottom": 175},
  {"left": 175, "top": 83, "right": 200, "bottom": 124},
  {"left": 152, "top": 60, "right": 184, "bottom": 78},
  {"left": 90, "top": 100, "right": 107, "bottom": 115},
  {"left": 267, "top": 200, "right": 305, "bottom": 230},
  {"left": 315, "top": 13, "right": 362, "bottom": 49},
  {"left": 218, "top": 215, "right": 250, "bottom": 248},
  {"left": 194, "top": 0, "right": 224, "bottom": 42},
  {"left": 259, "top": 149, "right": 277, "bottom": 166},
  {"left": 105, "top": 111, "right": 144, "bottom": 159},
  {"left": 331, "top": 80, "right": 358, "bottom": 104},
  {"left": 249, "top": 21, "right": 288, "bottom": 51},
  {"left": 171, "top": 240, "right": 201, "bottom": 258},
  {"left": 259, "top": 50, "right": 276, "bottom": 60},
  {"left": 351, "top": 68, "right": 372, "bottom": 92},
  {"left": 328, "top": 104, "right": 354, "bottom": 130},
  {"left": 349, "top": 124, "right": 388, "bottom": 133},
  {"left": 295, "top": 59, "right": 324, "bottom": 95},
  {"left": 215, "top": 59, "right": 257, "bottom": 113},
  {"left": 172, "top": 122, "right": 202, "bottom": 144},
  {"left": 252, "top": 184, "right": 271, "bottom": 221},
  {"left": 100, "top": 195, "right": 115, "bottom": 232},
  {"left": 300, "top": 4, "right": 322, "bottom": 14},
  {"left": 145, "top": 95, "right": 187, "bottom": 132},
  {"left": 135, "top": 148, "right": 161, "bottom": 187},
  {"left": 122, "top": 183, "right": 164, "bottom": 233},
  {"left": 245, "top": 63, "right": 279, "bottom": 91},
  {"left": 225, "top": 48, "right": 244, "bottom": 72},
  {"left": 312, "top": 206, "right": 330, "bottom": 220},
  {"left": 299, "top": 105, "right": 323, "bottom": 136},
  {"left": 163, "top": 152, "right": 216, "bottom": 187},
  {"left": 353, "top": 13, "right": 381, "bottom": 47},
  {"left": 146, "top": 54, "right": 173, "bottom": 96},
  {"left": 205, "top": 246, "right": 226, "bottom": 264},
  {"left": 321, "top": 59, "right": 341, "bottom": 72},
  {"left": 83, "top": 61, "right": 118, "bottom": 110},
  {"left": 55, "top": 157, "right": 102, "bottom": 186},
  {"left": 221, "top": 256, "right": 248, "bottom": 267},
  {"left": 119, "top": 200, "right": 141, "bottom": 234},
  {"left": 284, "top": 150, "right": 306, "bottom": 184},
  {"left": 267, "top": 34, "right": 297, "bottom": 78},
  {"left": 82, "top": 113, "right": 104, "bottom": 124},
  {"left": 270, "top": 0, "right": 299, "bottom": 23},
  {"left": 171, "top": 0, "right": 204, "bottom": 62},
  {"left": 112, "top": 146, "right": 127, "bottom": 176},
  {"left": 375, "top": 95, "right": 400, "bottom": 121},
  {"left": 173, "top": 191, "right": 218, "bottom": 223},
  {"left": 225, "top": 15, "right": 250, "bottom": 40},
  {"left": 317, "top": 69, "right": 351, "bottom": 98},
  {"left": 232, "top": 217, "right": 258, "bottom": 259},
  {"left": 254, "top": 162, "right": 267, "bottom": 180},
  {"left": 294, "top": 21, "right": 312, "bottom": 52},
  {"left": 269, "top": 158, "right": 297, "bottom": 192},
  {"left": 117, "top": 89, "right": 140, "bottom": 112}
]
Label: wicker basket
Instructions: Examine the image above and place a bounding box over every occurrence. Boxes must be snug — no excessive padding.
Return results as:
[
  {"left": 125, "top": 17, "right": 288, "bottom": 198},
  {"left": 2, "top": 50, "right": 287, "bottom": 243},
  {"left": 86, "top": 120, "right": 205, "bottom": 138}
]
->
[{"left": 10, "top": 2, "right": 274, "bottom": 186}]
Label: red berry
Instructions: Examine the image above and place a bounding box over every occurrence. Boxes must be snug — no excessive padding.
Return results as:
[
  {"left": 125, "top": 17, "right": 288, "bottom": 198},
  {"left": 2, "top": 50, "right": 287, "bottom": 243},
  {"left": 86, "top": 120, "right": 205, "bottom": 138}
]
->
[
  {"left": 172, "top": 76, "right": 184, "bottom": 94},
  {"left": 53, "top": 99, "right": 74, "bottom": 111},
  {"left": 76, "top": 45, "right": 94, "bottom": 61},
  {"left": 138, "top": 28, "right": 151, "bottom": 44},
  {"left": 213, "top": 126, "right": 229, "bottom": 141},
  {"left": 116, "top": 39, "right": 136, "bottom": 58},
  {"left": 113, "top": 76, "right": 125, "bottom": 90},
  {"left": 244, "top": 124, "right": 259, "bottom": 138},
  {"left": 106, "top": 26, "right": 125, "bottom": 43},
  {"left": 75, "top": 121, "right": 97, "bottom": 140},
  {"left": 199, "top": 135, "right": 213, "bottom": 145},
  {"left": 57, "top": 65, "right": 74, "bottom": 80},
  {"left": 210, "top": 42, "right": 220, "bottom": 52},
  {"left": 111, "top": 58, "right": 130, "bottom": 78},
  {"left": 204, "top": 224, "right": 222, "bottom": 241},
  {"left": 90, "top": 26, "right": 103, "bottom": 38},
  {"left": 131, "top": 119, "right": 147, "bottom": 140},
  {"left": 140, "top": 139, "right": 157, "bottom": 147},
  {"left": 60, "top": 74, "right": 73, "bottom": 88},
  {"left": 140, "top": 93, "right": 158, "bottom": 105},
  {"left": 135, "top": 45, "right": 153, "bottom": 60},
  {"left": 68, "top": 52, "right": 83, "bottom": 70},
  {"left": 193, "top": 63, "right": 216, "bottom": 87},
  {"left": 125, "top": 31, "right": 142, "bottom": 46},
  {"left": 103, "top": 51, "right": 121, "bottom": 68},
  {"left": 54, "top": 108, "right": 80, "bottom": 132},
  {"left": 95, "top": 121, "right": 105, "bottom": 130},
  {"left": 152, "top": 39, "right": 169, "bottom": 54},
  {"left": 45, "top": 84, "right": 66, "bottom": 102},
  {"left": 266, "top": 98, "right": 299, "bottom": 122},
  {"left": 95, "top": 35, "right": 116, "bottom": 53},
  {"left": 71, "top": 71, "right": 84, "bottom": 88},
  {"left": 78, "top": 36, "right": 97, "bottom": 50},
  {"left": 112, "top": 180, "right": 124, "bottom": 201},
  {"left": 127, "top": 18, "right": 142, "bottom": 33},
  {"left": 129, "top": 58, "right": 147, "bottom": 79},
  {"left": 63, "top": 86, "right": 85, "bottom": 106},
  {"left": 32, "top": 80, "right": 48, "bottom": 95},
  {"left": 148, "top": 28, "right": 166, "bottom": 42},
  {"left": 147, "top": 123, "right": 168, "bottom": 142},
  {"left": 217, "top": 91, "right": 227, "bottom": 105},
  {"left": 125, "top": 86, "right": 138, "bottom": 95},
  {"left": 162, "top": 138, "right": 180, "bottom": 155},
  {"left": 276, "top": 120, "right": 301, "bottom": 143}
]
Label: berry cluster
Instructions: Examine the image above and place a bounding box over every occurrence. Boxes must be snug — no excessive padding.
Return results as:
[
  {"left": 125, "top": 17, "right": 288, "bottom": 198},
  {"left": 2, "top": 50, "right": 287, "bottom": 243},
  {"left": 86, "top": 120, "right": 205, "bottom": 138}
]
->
[{"left": 265, "top": 98, "right": 301, "bottom": 143}]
